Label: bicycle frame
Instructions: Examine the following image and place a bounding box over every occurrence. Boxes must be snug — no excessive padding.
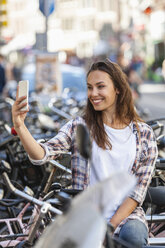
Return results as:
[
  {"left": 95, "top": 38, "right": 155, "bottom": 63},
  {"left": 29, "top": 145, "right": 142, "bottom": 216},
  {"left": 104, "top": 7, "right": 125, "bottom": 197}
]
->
[
  {"left": 0, "top": 203, "right": 30, "bottom": 247},
  {"left": 146, "top": 214, "right": 165, "bottom": 246}
]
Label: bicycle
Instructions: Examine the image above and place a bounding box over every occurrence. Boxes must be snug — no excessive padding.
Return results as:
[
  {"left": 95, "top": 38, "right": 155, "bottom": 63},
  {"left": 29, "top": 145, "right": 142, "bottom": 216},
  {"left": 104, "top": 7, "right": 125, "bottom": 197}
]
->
[{"left": 0, "top": 159, "right": 68, "bottom": 247}]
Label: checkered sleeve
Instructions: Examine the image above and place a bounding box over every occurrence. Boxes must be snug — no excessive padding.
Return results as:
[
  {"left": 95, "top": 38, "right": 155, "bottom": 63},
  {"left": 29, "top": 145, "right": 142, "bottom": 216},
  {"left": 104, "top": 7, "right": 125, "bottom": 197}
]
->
[
  {"left": 29, "top": 119, "right": 74, "bottom": 165},
  {"left": 129, "top": 125, "right": 158, "bottom": 204}
]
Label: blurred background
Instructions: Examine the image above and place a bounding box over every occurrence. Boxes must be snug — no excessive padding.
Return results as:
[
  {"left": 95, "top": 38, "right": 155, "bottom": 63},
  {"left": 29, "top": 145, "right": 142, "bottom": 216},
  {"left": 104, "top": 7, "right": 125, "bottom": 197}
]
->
[{"left": 0, "top": 0, "right": 165, "bottom": 121}]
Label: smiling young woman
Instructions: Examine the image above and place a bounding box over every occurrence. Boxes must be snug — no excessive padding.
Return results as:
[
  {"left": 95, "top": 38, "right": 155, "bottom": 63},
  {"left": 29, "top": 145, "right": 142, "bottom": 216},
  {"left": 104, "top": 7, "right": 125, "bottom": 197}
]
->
[
  {"left": 84, "top": 59, "right": 141, "bottom": 150},
  {"left": 12, "top": 58, "right": 158, "bottom": 248}
]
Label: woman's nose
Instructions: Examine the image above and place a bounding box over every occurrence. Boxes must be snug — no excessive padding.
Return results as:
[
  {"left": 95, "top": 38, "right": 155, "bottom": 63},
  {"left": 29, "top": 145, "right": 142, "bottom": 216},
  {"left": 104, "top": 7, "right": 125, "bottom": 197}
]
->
[{"left": 90, "top": 87, "right": 98, "bottom": 96}]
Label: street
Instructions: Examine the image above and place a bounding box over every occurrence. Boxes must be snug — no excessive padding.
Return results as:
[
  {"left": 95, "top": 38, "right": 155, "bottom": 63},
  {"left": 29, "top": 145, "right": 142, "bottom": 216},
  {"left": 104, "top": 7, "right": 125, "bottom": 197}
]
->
[{"left": 139, "top": 83, "right": 165, "bottom": 121}]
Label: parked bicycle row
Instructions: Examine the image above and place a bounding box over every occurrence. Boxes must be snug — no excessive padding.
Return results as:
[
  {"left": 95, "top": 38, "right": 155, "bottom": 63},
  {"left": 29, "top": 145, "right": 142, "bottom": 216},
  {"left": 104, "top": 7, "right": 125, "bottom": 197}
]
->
[{"left": 0, "top": 119, "right": 165, "bottom": 248}]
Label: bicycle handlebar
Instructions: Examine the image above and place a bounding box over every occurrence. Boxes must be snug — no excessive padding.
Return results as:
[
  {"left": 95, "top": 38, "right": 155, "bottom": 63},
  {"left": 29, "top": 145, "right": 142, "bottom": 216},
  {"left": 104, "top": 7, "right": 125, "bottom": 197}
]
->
[
  {"left": 147, "top": 120, "right": 164, "bottom": 137},
  {"left": 2, "top": 171, "right": 62, "bottom": 215},
  {"left": 49, "top": 160, "right": 72, "bottom": 174},
  {"left": 151, "top": 123, "right": 164, "bottom": 131},
  {"left": 0, "top": 136, "right": 19, "bottom": 150},
  {"left": 156, "top": 158, "right": 165, "bottom": 170},
  {"left": 48, "top": 102, "right": 72, "bottom": 120}
]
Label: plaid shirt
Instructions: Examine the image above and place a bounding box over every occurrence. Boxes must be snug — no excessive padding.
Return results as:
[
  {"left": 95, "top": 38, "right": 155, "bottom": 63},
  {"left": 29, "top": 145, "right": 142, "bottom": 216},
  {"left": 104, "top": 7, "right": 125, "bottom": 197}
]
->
[{"left": 30, "top": 116, "right": 158, "bottom": 235}]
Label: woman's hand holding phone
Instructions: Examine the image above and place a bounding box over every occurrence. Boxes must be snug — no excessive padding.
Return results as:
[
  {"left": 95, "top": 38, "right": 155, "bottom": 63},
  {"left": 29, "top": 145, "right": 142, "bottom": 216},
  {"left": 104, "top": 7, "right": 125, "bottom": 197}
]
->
[{"left": 12, "top": 80, "right": 29, "bottom": 130}]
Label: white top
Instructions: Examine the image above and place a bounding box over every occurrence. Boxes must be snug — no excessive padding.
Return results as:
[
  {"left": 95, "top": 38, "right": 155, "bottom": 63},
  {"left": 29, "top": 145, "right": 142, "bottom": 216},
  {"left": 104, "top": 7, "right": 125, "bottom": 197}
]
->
[{"left": 89, "top": 122, "right": 136, "bottom": 220}]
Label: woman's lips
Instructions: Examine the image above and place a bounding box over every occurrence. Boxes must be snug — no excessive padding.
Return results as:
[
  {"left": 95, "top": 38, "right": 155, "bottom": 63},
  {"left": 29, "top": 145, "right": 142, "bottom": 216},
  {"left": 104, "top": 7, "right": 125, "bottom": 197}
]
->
[{"left": 92, "top": 99, "right": 103, "bottom": 104}]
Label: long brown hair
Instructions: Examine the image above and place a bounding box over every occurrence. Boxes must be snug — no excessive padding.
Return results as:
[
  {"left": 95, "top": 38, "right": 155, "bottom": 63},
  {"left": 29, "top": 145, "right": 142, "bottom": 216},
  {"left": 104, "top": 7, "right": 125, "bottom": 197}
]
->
[{"left": 83, "top": 58, "right": 142, "bottom": 150}]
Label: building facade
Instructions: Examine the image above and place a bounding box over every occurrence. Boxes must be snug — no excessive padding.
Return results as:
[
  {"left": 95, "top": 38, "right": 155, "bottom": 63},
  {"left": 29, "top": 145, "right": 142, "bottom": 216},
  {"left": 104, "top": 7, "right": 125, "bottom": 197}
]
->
[{"left": 0, "top": 0, "right": 164, "bottom": 64}]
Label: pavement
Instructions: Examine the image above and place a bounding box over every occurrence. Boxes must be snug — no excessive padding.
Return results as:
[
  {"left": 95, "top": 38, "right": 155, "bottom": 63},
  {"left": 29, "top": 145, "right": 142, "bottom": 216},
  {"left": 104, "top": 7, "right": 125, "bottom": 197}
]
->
[
  {"left": 139, "top": 81, "right": 165, "bottom": 94},
  {"left": 138, "top": 81, "right": 165, "bottom": 121}
]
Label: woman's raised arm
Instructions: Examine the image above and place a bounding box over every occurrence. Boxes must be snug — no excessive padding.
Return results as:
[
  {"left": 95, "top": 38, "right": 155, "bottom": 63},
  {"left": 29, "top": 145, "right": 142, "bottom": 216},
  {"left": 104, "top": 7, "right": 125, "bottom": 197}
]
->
[{"left": 12, "top": 86, "right": 45, "bottom": 160}]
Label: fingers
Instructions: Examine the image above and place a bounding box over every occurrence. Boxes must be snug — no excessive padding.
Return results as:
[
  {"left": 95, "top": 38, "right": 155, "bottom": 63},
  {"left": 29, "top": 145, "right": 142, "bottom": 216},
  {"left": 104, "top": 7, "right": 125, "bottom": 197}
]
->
[
  {"left": 13, "top": 97, "right": 29, "bottom": 113},
  {"left": 13, "top": 107, "right": 28, "bottom": 119},
  {"left": 13, "top": 87, "right": 29, "bottom": 116},
  {"left": 16, "top": 95, "right": 27, "bottom": 104},
  {"left": 15, "top": 96, "right": 28, "bottom": 110},
  {"left": 17, "top": 102, "right": 28, "bottom": 111}
]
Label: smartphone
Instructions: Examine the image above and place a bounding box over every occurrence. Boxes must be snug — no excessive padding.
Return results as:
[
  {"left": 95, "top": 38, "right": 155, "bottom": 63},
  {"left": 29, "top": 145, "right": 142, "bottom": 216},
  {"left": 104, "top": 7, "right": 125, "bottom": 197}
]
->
[{"left": 18, "top": 80, "right": 29, "bottom": 111}]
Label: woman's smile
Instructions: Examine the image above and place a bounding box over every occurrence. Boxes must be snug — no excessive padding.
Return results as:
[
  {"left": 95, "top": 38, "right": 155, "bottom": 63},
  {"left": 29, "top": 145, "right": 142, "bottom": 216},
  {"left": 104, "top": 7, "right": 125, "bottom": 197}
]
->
[{"left": 92, "top": 98, "right": 104, "bottom": 105}]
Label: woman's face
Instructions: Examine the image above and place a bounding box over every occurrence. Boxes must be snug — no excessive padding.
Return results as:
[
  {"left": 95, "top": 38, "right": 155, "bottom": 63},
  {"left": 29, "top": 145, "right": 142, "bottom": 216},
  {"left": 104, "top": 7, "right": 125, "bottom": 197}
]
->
[{"left": 87, "top": 70, "right": 119, "bottom": 113}]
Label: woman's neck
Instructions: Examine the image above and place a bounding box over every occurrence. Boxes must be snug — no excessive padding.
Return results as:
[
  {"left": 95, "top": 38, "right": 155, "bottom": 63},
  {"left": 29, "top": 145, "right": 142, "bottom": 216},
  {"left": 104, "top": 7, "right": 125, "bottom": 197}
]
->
[
  {"left": 105, "top": 120, "right": 128, "bottom": 129},
  {"left": 103, "top": 113, "right": 128, "bottom": 129}
]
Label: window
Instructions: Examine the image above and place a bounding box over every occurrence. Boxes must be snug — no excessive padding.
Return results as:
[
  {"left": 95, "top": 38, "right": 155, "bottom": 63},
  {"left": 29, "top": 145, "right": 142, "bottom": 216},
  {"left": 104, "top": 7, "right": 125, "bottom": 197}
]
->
[{"left": 62, "top": 18, "right": 74, "bottom": 30}]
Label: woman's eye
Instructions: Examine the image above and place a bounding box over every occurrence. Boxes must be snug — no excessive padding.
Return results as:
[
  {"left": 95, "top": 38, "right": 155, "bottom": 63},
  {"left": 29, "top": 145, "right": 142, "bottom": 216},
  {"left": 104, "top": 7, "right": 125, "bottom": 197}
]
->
[{"left": 98, "top": 85, "right": 104, "bottom": 89}]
